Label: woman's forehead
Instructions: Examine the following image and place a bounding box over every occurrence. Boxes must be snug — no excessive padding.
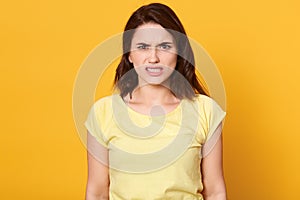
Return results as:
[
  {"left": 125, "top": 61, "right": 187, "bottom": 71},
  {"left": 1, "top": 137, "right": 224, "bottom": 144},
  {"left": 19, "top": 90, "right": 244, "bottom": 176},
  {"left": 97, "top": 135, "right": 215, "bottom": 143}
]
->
[{"left": 132, "top": 23, "right": 174, "bottom": 44}]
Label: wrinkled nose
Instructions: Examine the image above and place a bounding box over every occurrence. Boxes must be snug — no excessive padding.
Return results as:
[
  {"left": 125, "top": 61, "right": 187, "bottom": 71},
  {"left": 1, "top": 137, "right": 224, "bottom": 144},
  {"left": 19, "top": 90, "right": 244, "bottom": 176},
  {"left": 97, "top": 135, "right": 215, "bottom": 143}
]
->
[{"left": 148, "top": 48, "right": 160, "bottom": 64}]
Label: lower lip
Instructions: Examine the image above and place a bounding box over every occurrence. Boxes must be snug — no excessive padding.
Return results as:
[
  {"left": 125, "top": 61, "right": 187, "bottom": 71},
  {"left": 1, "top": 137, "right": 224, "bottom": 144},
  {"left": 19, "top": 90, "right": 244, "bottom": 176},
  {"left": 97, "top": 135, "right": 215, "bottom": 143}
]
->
[{"left": 146, "top": 67, "right": 163, "bottom": 76}]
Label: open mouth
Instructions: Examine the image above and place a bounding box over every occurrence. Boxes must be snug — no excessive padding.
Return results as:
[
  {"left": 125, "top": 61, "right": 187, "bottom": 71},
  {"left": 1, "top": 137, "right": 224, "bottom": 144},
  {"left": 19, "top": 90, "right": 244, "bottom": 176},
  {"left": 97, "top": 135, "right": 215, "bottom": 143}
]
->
[{"left": 145, "top": 67, "right": 163, "bottom": 75}]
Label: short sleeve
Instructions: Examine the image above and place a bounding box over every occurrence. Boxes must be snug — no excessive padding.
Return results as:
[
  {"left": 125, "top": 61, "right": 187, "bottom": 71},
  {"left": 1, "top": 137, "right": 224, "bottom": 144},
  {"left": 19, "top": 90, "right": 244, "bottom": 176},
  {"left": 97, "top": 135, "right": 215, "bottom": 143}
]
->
[
  {"left": 201, "top": 97, "right": 226, "bottom": 157},
  {"left": 84, "top": 101, "right": 108, "bottom": 148}
]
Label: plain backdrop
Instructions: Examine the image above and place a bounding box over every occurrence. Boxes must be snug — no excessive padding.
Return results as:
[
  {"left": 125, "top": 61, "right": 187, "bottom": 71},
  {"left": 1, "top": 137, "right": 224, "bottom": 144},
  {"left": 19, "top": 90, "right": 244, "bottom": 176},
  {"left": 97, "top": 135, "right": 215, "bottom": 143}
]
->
[{"left": 0, "top": 0, "right": 299, "bottom": 199}]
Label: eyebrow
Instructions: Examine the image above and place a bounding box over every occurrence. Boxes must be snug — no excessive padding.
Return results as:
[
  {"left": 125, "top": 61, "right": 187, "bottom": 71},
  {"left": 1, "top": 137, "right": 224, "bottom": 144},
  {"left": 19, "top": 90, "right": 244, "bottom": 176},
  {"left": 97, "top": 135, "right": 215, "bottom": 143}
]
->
[
  {"left": 135, "top": 41, "right": 174, "bottom": 46},
  {"left": 135, "top": 42, "right": 150, "bottom": 46}
]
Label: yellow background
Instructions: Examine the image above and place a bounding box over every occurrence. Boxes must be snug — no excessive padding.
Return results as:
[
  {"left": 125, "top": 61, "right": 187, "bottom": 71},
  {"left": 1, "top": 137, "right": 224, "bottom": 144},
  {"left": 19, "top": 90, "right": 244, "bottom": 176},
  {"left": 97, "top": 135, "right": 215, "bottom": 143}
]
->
[{"left": 1, "top": 0, "right": 299, "bottom": 199}]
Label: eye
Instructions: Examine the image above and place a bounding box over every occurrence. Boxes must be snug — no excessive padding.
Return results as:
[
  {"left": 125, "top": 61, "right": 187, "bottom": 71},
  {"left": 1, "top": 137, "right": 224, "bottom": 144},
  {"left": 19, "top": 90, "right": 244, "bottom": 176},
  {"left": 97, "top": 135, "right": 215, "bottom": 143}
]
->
[
  {"left": 136, "top": 44, "right": 150, "bottom": 50},
  {"left": 158, "top": 43, "right": 172, "bottom": 50}
]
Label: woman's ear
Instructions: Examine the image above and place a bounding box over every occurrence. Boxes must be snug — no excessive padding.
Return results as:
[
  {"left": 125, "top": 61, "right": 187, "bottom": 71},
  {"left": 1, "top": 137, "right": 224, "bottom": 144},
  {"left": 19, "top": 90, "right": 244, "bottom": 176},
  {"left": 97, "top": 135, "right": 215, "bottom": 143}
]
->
[{"left": 128, "top": 55, "right": 132, "bottom": 63}]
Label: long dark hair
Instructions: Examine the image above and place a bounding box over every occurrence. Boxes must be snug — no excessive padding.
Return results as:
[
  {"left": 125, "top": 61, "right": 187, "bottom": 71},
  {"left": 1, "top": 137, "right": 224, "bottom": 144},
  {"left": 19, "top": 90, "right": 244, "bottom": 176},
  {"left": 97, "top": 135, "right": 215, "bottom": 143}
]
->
[{"left": 114, "top": 3, "right": 208, "bottom": 99}]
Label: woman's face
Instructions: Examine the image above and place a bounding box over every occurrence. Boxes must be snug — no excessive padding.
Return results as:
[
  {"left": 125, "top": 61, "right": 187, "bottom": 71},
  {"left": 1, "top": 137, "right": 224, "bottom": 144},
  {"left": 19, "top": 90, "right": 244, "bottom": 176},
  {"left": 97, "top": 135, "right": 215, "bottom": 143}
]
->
[{"left": 129, "top": 23, "right": 177, "bottom": 85}]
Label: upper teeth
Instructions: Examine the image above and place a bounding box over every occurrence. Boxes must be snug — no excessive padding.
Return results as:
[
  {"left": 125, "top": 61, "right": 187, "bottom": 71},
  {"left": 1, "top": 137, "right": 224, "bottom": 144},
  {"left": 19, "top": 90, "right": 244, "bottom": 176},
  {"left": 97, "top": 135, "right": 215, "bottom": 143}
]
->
[{"left": 147, "top": 68, "right": 161, "bottom": 73}]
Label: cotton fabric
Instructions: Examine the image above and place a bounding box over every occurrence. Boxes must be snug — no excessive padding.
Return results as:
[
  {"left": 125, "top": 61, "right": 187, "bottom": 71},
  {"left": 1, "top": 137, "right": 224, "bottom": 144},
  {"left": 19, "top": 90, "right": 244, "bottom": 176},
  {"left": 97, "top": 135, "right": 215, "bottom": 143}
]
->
[{"left": 84, "top": 94, "right": 226, "bottom": 200}]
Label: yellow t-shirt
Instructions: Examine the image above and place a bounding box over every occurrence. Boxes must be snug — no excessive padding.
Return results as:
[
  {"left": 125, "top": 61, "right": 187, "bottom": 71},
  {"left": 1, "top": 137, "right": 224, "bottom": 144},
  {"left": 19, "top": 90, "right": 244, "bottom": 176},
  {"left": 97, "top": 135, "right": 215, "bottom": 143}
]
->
[{"left": 84, "top": 94, "right": 226, "bottom": 200}]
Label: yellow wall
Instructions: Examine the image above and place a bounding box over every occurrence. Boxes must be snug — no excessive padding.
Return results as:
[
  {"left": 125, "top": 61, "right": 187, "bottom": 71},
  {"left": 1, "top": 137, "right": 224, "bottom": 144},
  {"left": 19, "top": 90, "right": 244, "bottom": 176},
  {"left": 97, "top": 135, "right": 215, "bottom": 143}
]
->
[{"left": 1, "top": 0, "right": 299, "bottom": 199}]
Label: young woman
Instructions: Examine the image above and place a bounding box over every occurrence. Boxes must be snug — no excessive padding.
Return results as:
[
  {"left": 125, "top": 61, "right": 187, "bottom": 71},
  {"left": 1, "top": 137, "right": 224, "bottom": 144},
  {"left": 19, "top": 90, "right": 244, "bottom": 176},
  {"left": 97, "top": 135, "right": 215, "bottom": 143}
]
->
[{"left": 84, "top": 3, "right": 227, "bottom": 200}]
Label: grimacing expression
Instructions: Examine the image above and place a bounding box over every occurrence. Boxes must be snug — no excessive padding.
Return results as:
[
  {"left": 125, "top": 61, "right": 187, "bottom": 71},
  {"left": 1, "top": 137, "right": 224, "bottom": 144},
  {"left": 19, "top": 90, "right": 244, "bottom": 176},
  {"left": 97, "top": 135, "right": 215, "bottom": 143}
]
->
[{"left": 129, "top": 23, "right": 178, "bottom": 86}]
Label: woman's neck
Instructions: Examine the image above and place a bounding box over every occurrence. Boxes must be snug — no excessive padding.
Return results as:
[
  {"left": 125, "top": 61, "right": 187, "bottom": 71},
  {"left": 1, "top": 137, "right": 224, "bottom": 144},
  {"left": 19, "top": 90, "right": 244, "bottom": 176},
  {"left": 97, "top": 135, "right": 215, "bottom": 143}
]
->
[{"left": 130, "top": 84, "right": 179, "bottom": 106}]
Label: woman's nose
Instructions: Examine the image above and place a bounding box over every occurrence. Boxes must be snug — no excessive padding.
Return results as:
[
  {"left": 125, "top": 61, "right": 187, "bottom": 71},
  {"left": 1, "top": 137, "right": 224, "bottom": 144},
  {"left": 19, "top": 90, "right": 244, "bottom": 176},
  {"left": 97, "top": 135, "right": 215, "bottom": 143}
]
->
[{"left": 148, "top": 48, "right": 160, "bottom": 63}]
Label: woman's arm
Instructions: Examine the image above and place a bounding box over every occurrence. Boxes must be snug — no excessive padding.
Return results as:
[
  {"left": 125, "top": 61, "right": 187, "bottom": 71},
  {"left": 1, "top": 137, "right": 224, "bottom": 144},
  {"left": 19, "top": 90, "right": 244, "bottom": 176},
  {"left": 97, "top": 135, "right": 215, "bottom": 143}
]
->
[
  {"left": 201, "top": 124, "right": 227, "bottom": 200},
  {"left": 85, "top": 131, "right": 110, "bottom": 200}
]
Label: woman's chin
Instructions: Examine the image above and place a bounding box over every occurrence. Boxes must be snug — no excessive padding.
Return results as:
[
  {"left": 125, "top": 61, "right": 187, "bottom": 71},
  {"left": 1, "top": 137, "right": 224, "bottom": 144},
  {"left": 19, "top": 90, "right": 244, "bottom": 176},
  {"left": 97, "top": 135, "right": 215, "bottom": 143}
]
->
[{"left": 138, "top": 76, "right": 171, "bottom": 87}]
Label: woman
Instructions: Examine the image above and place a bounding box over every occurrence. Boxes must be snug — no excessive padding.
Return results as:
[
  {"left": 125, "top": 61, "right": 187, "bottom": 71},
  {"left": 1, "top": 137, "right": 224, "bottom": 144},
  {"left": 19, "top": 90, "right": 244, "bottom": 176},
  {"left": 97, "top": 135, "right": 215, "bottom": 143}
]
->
[{"left": 85, "top": 3, "right": 227, "bottom": 200}]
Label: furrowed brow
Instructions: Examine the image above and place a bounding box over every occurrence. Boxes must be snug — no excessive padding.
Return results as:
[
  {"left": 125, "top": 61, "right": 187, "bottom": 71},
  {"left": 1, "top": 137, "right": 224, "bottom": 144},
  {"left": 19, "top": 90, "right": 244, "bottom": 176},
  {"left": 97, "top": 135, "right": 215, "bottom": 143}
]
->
[
  {"left": 135, "top": 42, "right": 150, "bottom": 46},
  {"left": 156, "top": 41, "right": 174, "bottom": 46}
]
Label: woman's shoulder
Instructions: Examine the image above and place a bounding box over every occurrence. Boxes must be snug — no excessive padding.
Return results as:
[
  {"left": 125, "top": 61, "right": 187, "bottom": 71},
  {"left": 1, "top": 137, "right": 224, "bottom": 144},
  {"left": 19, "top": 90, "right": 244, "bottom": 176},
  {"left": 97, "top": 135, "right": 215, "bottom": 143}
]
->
[
  {"left": 193, "top": 94, "right": 225, "bottom": 112},
  {"left": 88, "top": 95, "right": 114, "bottom": 112},
  {"left": 92, "top": 94, "right": 125, "bottom": 111},
  {"left": 94, "top": 94, "right": 114, "bottom": 104},
  {"left": 193, "top": 94, "right": 215, "bottom": 104}
]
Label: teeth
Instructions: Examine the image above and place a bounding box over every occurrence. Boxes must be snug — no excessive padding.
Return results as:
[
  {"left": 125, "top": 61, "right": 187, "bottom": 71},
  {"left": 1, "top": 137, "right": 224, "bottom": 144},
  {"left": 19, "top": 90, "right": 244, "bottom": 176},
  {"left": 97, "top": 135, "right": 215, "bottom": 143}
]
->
[{"left": 146, "top": 68, "right": 162, "bottom": 73}]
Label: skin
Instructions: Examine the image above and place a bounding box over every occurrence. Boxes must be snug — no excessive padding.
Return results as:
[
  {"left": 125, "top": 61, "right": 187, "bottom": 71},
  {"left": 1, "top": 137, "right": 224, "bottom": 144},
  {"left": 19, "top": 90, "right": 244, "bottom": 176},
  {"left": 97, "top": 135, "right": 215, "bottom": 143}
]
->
[
  {"left": 85, "top": 23, "right": 227, "bottom": 200},
  {"left": 202, "top": 123, "right": 227, "bottom": 200},
  {"left": 126, "top": 23, "right": 180, "bottom": 114},
  {"left": 129, "top": 23, "right": 177, "bottom": 89},
  {"left": 86, "top": 133, "right": 109, "bottom": 200}
]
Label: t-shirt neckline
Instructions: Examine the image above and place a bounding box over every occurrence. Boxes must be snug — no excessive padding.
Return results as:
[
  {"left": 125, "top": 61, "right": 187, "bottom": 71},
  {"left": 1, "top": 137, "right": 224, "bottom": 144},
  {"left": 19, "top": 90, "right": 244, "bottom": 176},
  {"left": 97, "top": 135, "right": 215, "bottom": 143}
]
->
[{"left": 115, "top": 94, "right": 184, "bottom": 118}]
